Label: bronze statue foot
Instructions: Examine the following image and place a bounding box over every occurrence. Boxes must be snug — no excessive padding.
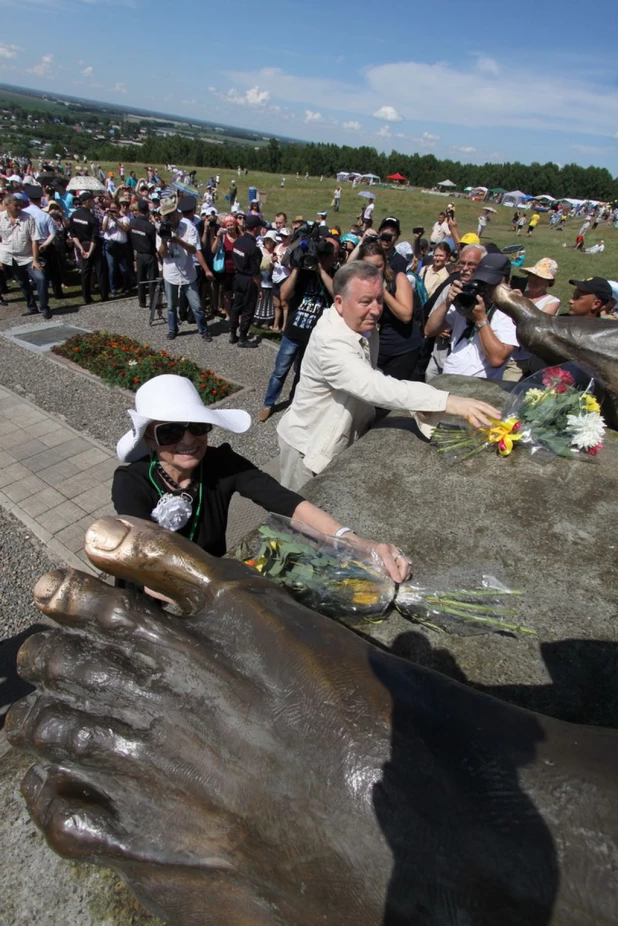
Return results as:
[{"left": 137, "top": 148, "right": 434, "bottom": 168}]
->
[{"left": 6, "top": 517, "right": 618, "bottom": 925}]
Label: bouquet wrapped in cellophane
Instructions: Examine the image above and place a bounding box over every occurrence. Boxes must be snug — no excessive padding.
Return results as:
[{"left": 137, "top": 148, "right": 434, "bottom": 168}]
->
[
  {"left": 432, "top": 362, "right": 607, "bottom": 463},
  {"left": 232, "top": 515, "right": 531, "bottom": 636}
]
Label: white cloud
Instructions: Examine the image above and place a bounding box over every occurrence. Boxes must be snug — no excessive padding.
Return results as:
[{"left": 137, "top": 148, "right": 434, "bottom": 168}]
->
[
  {"left": 572, "top": 143, "right": 609, "bottom": 155},
  {"left": 451, "top": 144, "right": 476, "bottom": 154},
  {"left": 304, "top": 110, "right": 323, "bottom": 123},
  {"left": 110, "top": 82, "right": 127, "bottom": 94},
  {"left": 81, "top": 65, "right": 93, "bottom": 77},
  {"left": 376, "top": 125, "right": 391, "bottom": 137},
  {"left": 28, "top": 54, "right": 54, "bottom": 77},
  {"left": 226, "top": 60, "right": 618, "bottom": 137},
  {"left": 373, "top": 105, "right": 402, "bottom": 122},
  {"left": 226, "top": 86, "right": 270, "bottom": 107},
  {"left": 0, "top": 44, "right": 20, "bottom": 59},
  {"left": 343, "top": 120, "right": 361, "bottom": 131},
  {"left": 422, "top": 131, "right": 439, "bottom": 142},
  {"left": 472, "top": 54, "right": 500, "bottom": 76},
  {"left": 181, "top": 99, "right": 197, "bottom": 106}
]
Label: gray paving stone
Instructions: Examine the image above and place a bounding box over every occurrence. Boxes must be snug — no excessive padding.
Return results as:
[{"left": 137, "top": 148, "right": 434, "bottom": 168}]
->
[
  {"left": 72, "top": 485, "right": 116, "bottom": 514},
  {"left": 3, "top": 474, "right": 49, "bottom": 503},
  {"left": 37, "top": 499, "right": 86, "bottom": 535},
  {"left": 37, "top": 460, "right": 82, "bottom": 487},
  {"left": 69, "top": 447, "right": 111, "bottom": 472},
  {"left": 39, "top": 427, "right": 77, "bottom": 447},
  {"left": 53, "top": 472, "right": 104, "bottom": 497},
  {"left": 19, "top": 486, "right": 66, "bottom": 518},
  {"left": 0, "top": 462, "right": 30, "bottom": 488},
  {"left": 22, "top": 448, "right": 70, "bottom": 474},
  {"left": 10, "top": 438, "right": 51, "bottom": 461},
  {"left": 0, "top": 449, "right": 17, "bottom": 468}
]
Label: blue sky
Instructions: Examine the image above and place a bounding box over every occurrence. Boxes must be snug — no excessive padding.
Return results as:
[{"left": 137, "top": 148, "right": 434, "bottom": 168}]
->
[{"left": 1, "top": 0, "right": 617, "bottom": 172}]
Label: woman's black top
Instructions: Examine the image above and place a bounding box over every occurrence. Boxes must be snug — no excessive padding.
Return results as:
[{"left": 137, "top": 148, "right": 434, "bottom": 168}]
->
[{"left": 112, "top": 443, "right": 304, "bottom": 556}]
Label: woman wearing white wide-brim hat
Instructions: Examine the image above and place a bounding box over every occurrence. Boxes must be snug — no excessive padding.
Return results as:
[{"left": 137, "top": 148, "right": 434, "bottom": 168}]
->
[{"left": 112, "top": 375, "right": 412, "bottom": 595}]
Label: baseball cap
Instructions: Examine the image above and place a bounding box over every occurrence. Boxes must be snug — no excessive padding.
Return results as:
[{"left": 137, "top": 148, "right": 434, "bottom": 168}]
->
[
  {"left": 568, "top": 277, "right": 612, "bottom": 303},
  {"left": 460, "top": 232, "right": 481, "bottom": 246},
  {"left": 78, "top": 191, "right": 94, "bottom": 204},
  {"left": 378, "top": 216, "right": 400, "bottom": 234},
  {"left": 317, "top": 210, "right": 328, "bottom": 217},
  {"left": 278, "top": 227, "right": 291, "bottom": 237},
  {"left": 23, "top": 183, "right": 43, "bottom": 200},
  {"left": 473, "top": 253, "right": 512, "bottom": 285},
  {"left": 245, "top": 214, "right": 265, "bottom": 230},
  {"left": 178, "top": 194, "right": 196, "bottom": 213}
]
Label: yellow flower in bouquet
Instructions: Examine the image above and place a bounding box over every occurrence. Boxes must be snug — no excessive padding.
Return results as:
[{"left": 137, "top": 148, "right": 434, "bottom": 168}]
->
[
  {"left": 581, "top": 394, "right": 601, "bottom": 414},
  {"left": 484, "top": 417, "right": 523, "bottom": 456}
]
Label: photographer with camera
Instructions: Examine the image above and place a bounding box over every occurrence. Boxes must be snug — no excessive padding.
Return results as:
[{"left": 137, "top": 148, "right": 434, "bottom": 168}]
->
[
  {"left": 424, "top": 251, "right": 518, "bottom": 381},
  {"left": 156, "top": 195, "right": 210, "bottom": 342},
  {"left": 258, "top": 227, "right": 338, "bottom": 421}
]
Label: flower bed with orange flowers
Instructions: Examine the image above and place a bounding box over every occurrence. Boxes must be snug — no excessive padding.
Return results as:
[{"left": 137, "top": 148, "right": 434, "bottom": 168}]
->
[{"left": 52, "top": 331, "right": 237, "bottom": 401}]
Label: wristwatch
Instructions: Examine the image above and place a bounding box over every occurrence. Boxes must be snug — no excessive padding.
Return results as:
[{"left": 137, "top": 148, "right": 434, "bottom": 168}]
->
[{"left": 474, "top": 320, "right": 489, "bottom": 333}]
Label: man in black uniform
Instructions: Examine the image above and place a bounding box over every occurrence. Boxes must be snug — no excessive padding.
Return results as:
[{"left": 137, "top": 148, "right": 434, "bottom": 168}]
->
[
  {"left": 230, "top": 212, "right": 263, "bottom": 348},
  {"left": 129, "top": 199, "right": 157, "bottom": 308},
  {"left": 68, "top": 191, "right": 109, "bottom": 304}
]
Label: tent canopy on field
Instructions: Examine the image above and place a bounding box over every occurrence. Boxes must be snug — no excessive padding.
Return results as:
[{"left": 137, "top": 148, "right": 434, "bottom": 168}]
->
[
  {"left": 387, "top": 172, "right": 408, "bottom": 182},
  {"left": 437, "top": 179, "right": 456, "bottom": 187}
]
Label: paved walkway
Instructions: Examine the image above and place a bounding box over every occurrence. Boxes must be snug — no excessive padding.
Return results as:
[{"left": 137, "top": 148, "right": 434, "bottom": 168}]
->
[{"left": 0, "top": 383, "right": 276, "bottom": 575}]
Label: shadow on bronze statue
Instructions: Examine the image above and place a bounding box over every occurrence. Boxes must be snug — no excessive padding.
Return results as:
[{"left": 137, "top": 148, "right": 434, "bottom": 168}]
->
[
  {"left": 389, "top": 630, "right": 618, "bottom": 729},
  {"left": 368, "top": 643, "right": 559, "bottom": 925},
  {"left": 0, "top": 625, "right": 45, "bottom": 730}
]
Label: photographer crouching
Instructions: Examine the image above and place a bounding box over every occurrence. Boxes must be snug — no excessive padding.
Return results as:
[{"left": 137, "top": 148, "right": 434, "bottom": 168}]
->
[
  {"left": 258, "top": 223, "right": 338, "bottom": 421},
  {"left": 424, "top": 252, "right": 518, "bottom": 381}
]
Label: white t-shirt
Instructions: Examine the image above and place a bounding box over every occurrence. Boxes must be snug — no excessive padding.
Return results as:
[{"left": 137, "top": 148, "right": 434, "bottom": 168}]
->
[
  {"left": 363, "top": 202, "right": 374, "bottom": 221},
  {"left": 442, "top": 304, "right": 519, "bottom": 380},
  {"left": 156, "top": 217, "right": 199, "bottom": 285},
  {"left": 430, "top": 220, "right": 450, "bottom": 244}
]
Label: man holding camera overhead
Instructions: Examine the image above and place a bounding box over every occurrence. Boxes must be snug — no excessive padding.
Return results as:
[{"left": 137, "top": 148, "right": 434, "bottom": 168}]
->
[{"left": 424, "top": 252, "right": 518, "bottom": 380}]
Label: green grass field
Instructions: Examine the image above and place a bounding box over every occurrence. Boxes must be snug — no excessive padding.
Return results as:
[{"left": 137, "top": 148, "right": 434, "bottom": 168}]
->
[{"left": 96, "top": 161, "right": 618, "bottom": 309}]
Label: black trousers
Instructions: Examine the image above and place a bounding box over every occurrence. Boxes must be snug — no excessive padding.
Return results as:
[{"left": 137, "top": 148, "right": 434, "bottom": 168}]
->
[
  {"left": 81, "top": 242, "right": 109, "bottom": 304},
  {"left": 230, "top": 275, "right": 258, "bottom": 339},
  {"left": 136, "top": 253, "right": 157, "bottom": 307}
]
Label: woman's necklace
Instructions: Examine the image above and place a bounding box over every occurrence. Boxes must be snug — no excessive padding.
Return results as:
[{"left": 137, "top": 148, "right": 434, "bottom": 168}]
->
[{"left": 148, "top": 460, "right": 203, "bottom": 541}]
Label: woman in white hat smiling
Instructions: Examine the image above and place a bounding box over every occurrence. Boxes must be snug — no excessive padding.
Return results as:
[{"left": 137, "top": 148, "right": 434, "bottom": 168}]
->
[
  {"left": 504, "top": 257, "right": 560, "bottom": 381},
  {"left": 112, "top": 374, "right": 412, "bottom": 590}
]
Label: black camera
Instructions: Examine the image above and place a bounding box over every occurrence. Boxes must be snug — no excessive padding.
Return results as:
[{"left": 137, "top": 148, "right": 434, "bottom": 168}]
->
[
  {"left": 159, "top": 220, "right": 173, "bottom": 240},
  {"left": 453, "top": 279, "right": 488, "bottom": 314},
  {"left": 446, "top": 209, "right": 455, "bottom": 220},
  {"left": 287, "top": 223, "right": 333, "bottom": 270},
  {"left": 413, "top": 226, "right": 425, "bottom": 236}
]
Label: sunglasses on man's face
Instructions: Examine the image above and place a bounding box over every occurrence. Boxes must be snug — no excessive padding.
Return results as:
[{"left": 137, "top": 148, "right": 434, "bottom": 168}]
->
[{"left": 153, "top": 422, "right": 213, "bottom": 446}]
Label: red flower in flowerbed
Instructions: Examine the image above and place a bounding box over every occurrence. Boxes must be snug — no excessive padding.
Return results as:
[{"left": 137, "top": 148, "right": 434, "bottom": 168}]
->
[{"left": 53, "top": 330, "right": 238, "bottom": 401}]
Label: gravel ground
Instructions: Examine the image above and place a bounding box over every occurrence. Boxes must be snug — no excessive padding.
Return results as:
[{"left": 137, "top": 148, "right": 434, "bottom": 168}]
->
[
  {"left": 0, "top": 506, "right": 54, "bottom": 643},
  {"left": 0, "top": 294, "right": 290, "bottom": 467}
]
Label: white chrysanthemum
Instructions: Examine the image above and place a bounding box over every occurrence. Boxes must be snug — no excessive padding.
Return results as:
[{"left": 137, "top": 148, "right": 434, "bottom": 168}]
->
[
  {"left": 565, "top": 412, "right": 606, "bottom": 450},
  {"left": 127, "top": 359, "right": 138, "bottom": 367}
]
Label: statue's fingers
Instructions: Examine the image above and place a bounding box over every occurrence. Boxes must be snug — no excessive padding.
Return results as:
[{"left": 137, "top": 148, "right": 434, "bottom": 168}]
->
[
  {"left": 84, "top": 516, "right": 269, "bottom": 614},
  {"left": 21, "top": 763, "right": 128, "bottom": 864},
  {"left": 15, "top": 629, "right": 154, "bottom": 709}
]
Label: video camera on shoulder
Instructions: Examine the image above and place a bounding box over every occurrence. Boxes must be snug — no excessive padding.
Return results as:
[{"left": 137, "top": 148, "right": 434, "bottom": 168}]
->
[
  {"left": 287, "top": 222, "right": 334, "bottom": 271},
  {"left": 158, "top": 220, "right": 173, "bottom": 240},
  {"left": 453, "top": 280, "right": 488, "bottom": 315}
]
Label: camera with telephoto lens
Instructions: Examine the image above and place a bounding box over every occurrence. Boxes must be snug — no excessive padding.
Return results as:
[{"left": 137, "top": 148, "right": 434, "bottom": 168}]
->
[
  {"left": 453, "top": 279, "right": 488, "bottom": 315},
  {"left": 413, "top": 226, "right": 425, "bottom": 236},
  {"left": 287, "top": 223, "right": 333, "bottom": 270},
  {"left": 158, "top": 220, "right": 173, "bottom": 240}
]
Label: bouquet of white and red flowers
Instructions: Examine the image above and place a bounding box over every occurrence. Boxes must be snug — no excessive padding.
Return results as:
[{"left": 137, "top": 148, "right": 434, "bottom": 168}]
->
[{"left": 433, "top": 363, "right": 607, "bottom": 462}]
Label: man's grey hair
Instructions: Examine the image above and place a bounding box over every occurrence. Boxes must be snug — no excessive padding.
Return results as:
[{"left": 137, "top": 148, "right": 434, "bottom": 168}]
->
[
  {"left": 460, "top": 244, "right": 487, "bottom": 260},
  {"left": 333, "top": 260, "right": 382, "bottom": 299},
  {"left": 3, "top": 193, "right": 21, "bottom": 207}
]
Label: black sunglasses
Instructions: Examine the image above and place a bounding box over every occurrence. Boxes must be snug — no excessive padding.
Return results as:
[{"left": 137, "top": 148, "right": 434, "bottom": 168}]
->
[{"left": 153, "top": 421, "right": 212, "bottom": 446}]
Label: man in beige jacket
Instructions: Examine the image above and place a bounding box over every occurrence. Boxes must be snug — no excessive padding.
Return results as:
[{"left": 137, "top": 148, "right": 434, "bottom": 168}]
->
[{"left": 277, "top": 261, "right": 500, "bottom": 491}]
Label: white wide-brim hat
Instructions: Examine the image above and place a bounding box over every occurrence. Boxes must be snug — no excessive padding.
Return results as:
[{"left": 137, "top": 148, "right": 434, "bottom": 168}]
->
[{"left": 116, "top": 374, "right": 251, "bottom": 463}]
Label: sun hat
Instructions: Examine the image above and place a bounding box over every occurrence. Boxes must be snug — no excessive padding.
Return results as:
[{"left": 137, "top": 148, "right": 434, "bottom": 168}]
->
[
  {"left": 116, "top": 375, "right": 251, "bottom": 462},
  {"left": 263, "top": 229, "right": 278, "bottom": 241},
  {"left": 395, "top": 241, "right": 413, "bottom": 260},
  {"left": 460, "top": 232, "right": 481, "bottom": 245},
  {"left": 608, "top": 280, "right": 618, "bottom": 304},
  {"left": 159, "top": 193, "right": 178, "bottom": 216},
  {"left": 521, "top": 257, "right": 558, "bottom": 280}
]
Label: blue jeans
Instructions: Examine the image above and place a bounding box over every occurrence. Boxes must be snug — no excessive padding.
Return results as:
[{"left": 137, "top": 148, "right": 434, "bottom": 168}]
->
[
  {"left": 12, "top": 259, "right": 47, "bottom": 312},
  {"left": 264, "top": 335, "right": 303, "bottom": 407},
  {"left": 104, "top": 242, "right": 130, "bottom": 294},
  {"left": 164, "top": 279, "right": 206, "bottom": 334}
]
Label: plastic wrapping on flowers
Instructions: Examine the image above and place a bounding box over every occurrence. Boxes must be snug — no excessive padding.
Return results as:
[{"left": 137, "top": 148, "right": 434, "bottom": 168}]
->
[
  {"left": 433, "top": 362, "right": 606, "bottom": 462},
  {"left": 232, "top": 515, "right": 531, "bottom": 635}
]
